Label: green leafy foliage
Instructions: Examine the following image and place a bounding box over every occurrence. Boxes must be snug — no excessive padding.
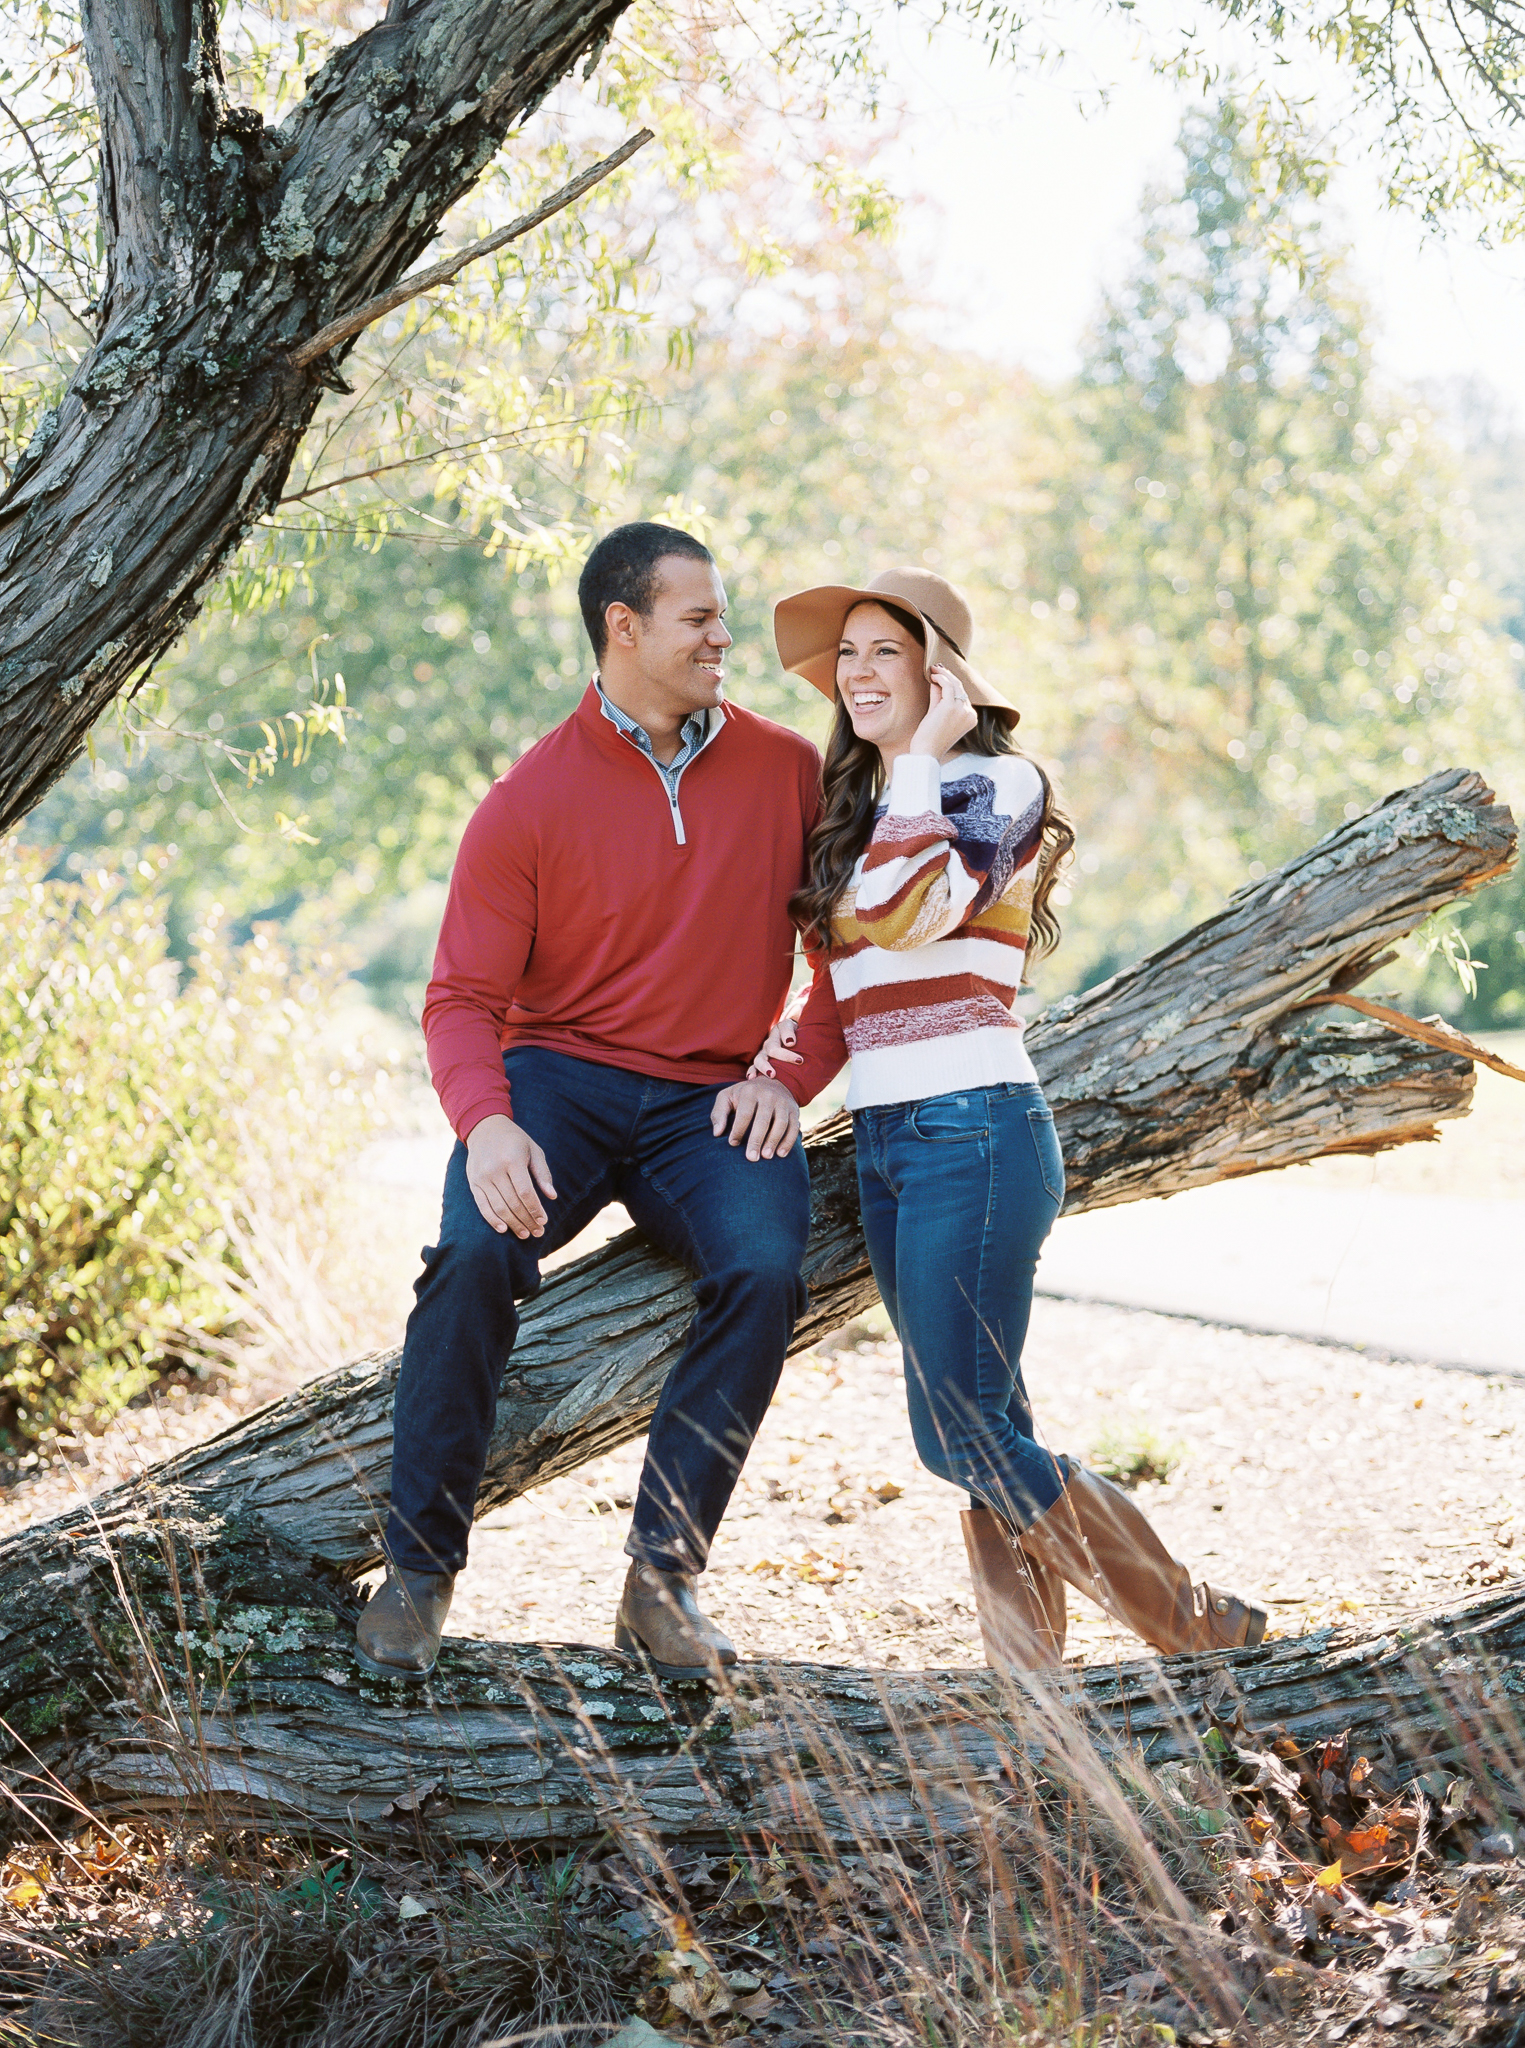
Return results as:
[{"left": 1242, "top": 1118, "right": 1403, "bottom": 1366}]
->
[
  {"left": 25, "top": 537, "right": 584, "bottom": 987},
  {"left": 1191, "top": 0, "right": 1525, "bottom": 235},
  {"left": 0, "top": 844, "right": 395, "bottom": 1446},
  {"left": 24, "top": 95, "right": 1525, "bottom": 1024},
  {"left": 1088, "top": 1416, "right": 1185, "bottom": 1491}
]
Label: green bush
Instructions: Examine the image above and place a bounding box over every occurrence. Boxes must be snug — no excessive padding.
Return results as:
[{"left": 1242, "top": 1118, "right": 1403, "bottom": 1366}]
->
[
  {"left": 1088, "top": 1416, "right": 1185, "bottom": 1490},
  {"left": 0, "top": 845, "right": 392, "bottom": 1448}
]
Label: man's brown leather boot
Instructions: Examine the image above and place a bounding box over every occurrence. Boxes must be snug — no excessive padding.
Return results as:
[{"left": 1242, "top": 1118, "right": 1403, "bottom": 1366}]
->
[
  {"left": 614, "top": 1561, "right": 738, "bottom": 1681},
  {"left": 1018, "top": 1463, "right": 1266, "bottom": 1657},
  {"left": 960, "top": 1506, "right": 1067, "bottom": 1672},
  {"left": 355, "top": 1567, "right": 456, "bottom": 1678}
]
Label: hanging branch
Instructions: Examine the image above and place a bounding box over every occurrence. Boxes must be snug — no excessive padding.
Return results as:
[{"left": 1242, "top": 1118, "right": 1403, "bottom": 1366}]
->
[{"left": 289, "top": 129, "right": 655, "bottom": 371}]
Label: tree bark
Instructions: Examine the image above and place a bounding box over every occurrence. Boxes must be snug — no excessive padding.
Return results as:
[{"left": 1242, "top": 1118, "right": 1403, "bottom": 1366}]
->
[
  {"left": 11, "top": 1485, "right": 1525, "bottom": 1849},
  {"left": 0, "top": 767, "right": 1516, "bottom": 1843},
  {"left": 0, "top": 0, "right": 637, "bottom": 830},
  {"left": 1032, "top": 764, "right": 1516, "bottom": 1211}
]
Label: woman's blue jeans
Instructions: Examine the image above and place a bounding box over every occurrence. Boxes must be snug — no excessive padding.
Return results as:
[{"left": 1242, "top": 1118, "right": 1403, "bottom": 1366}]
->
[{"left": 853, "top": 1081, "right": 1066, "bottom": 1531}]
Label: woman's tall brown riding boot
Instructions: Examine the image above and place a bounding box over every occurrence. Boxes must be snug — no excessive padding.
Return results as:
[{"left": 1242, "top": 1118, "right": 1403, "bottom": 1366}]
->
[
  {"left": 1018, "top": 1462, "right": 1267, "bottom": 1656},
  {"left": 960, "top": 1506, "right": 1067, "bottom": 1672}
]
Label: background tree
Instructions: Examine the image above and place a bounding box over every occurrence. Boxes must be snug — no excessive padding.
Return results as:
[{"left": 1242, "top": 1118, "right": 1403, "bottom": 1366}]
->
[
  {"left": 28, "top": 93, "right": 1523, "bottom": 1026},
  {"left": 1021, "top": 96, "right": 1525, "bottom": 997}
]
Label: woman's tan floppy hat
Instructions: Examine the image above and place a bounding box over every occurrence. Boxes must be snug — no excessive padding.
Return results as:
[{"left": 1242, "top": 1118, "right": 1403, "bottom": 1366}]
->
[{"left": 773, "top": 566, "right": 1018, "bottom": 719}]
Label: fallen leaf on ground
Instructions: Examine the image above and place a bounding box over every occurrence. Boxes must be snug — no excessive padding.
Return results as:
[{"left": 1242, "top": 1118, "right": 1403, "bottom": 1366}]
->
[
  {"left": 665, "top": 1969, "right": 734, "bottom": 2021},
  {"left": 74, "top": 1830, "right": 131, "bottom": 1877},
  {"left": 604, "top": 2022, "right": 684, "bottom": 2048}
]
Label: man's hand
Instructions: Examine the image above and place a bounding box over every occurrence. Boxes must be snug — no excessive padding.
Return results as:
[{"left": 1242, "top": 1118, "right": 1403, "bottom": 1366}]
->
[
  {"left": 711, "top": 1077, "right": 801, "bottom": 1161},
  {"left": 465, "top": 1114, "right": 558, "bottom": 1238}
]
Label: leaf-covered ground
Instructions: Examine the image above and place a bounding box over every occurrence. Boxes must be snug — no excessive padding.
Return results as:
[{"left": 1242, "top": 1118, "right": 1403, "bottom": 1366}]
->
[{"left": 2, "top": 1709, "right": 1521, "bottom": 2046}]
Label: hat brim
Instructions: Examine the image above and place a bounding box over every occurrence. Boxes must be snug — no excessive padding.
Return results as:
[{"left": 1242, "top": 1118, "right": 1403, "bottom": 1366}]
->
[{"left": 773, "top": 584, "right": 1017, "bottom": 718}]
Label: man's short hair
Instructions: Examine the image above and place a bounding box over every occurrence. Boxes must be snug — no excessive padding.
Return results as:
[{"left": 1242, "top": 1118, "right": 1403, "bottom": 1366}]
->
[{"left": 578, "top": 522, "right": 714, "bottom": 661}]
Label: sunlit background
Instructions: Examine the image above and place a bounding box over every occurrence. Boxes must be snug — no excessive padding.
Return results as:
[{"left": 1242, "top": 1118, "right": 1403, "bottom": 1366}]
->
[
  {"left": 5, "top": 0, "right": 1525, "bottom": 1441},
  {"left": 18, "top": 5, "right": 1525, "bottom": 1029}
]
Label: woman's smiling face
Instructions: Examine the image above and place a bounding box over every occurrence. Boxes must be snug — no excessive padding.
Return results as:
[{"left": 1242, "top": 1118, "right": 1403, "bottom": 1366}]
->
[{"left": 836, "top": 601, "right": 930, "bottom": 752}]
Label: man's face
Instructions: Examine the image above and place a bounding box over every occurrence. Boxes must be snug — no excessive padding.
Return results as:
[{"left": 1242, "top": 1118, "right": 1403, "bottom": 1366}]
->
[{"left": 607, "top": 555, "right": 732, "bottom": 716}]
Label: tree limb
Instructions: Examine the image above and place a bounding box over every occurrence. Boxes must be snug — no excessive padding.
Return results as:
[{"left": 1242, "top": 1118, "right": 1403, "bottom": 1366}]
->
[
  {"left": 80, "top": 0, "right": 222, "bottom": 322},
  {"left": 290, "top": 128, "right": 654, "bottom": 370},
  {"left": 1292, "top": 993, "right": 1525, "bottom": 1085},
  {"left": 0, "top": 0, "right": 641, "bottom": 831}
]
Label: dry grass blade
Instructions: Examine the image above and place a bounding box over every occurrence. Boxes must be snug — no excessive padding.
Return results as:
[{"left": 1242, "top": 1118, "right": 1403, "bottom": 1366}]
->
[{"left": 5, "top": 1582, "right": 1524, "bottom": 2047}]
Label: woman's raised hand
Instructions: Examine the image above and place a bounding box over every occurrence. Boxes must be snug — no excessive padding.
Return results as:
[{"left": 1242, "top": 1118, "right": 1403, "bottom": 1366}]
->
[
  {"left": 908, "top": 664, "right": 979, "bottom": 759},
  {"left": 748, "top": 1015, "right": 802, "bottom": 1080}
]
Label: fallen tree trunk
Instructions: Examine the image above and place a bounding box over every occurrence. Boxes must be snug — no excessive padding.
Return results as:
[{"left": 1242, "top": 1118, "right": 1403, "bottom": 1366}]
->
[
  {"left": 0, "top": 766, "right": 1517, "bottom": 1843},
  {"left": 20, "top": 1499, "right": 1525, "bottom": 1849}
]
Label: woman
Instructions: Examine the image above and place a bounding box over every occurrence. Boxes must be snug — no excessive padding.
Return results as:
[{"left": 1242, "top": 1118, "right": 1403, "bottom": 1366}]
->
[{"left": 754, "top": 566, "right": 1265, "bottom": 1672}]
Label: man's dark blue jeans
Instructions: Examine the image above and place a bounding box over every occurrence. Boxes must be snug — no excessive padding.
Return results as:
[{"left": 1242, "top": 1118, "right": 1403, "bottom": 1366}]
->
[{"left": 385, "top": 1047, "right": 810, "bottom": 1579}]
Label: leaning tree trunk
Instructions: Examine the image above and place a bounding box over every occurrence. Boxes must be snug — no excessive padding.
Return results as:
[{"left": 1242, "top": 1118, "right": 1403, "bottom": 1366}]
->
[
  {"left": 73, "top": 762, "right": 1513, "bottom": 1575},
  {"left": 0, "top": 767, "right": 1516, "bottom": 1842},
  {"left": 0, "top": 0, "right": 636, "bottom": 830}
]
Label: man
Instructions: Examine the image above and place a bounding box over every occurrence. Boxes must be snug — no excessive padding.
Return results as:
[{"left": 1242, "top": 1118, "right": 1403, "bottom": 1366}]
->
[{"left": 357, "top": 522, "right": 818, "bottom": 1682}]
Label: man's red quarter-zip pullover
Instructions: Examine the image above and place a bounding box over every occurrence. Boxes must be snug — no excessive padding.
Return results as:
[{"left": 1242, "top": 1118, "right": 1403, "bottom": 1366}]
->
[{"left": 422, "top": 683, "right": 822, "bottom": 1140}]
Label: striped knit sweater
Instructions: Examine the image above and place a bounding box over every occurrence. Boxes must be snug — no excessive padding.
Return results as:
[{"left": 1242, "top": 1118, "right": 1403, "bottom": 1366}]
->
[{"left": 784, "top": 749, "right": 1049, "bottom": 1111}]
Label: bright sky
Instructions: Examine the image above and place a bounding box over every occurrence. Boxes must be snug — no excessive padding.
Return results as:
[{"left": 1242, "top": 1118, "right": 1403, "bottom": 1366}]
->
[{"left": 876, "top": 7, "right": 1525, "bottom": 419}]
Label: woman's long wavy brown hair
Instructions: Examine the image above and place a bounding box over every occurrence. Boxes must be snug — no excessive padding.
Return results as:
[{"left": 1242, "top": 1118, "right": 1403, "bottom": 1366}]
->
[{"left": 788, "top": 611, "right": 1075, "bottom": 971}]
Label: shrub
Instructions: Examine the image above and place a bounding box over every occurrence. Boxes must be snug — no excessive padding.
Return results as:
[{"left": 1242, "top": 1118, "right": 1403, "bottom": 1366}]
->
[
  {"left": 0, "top": 845, "right": 396, "bottom": 1448},
  {"left": 1087, "top": 1415, "right": 1185, "bottom": 1490}
]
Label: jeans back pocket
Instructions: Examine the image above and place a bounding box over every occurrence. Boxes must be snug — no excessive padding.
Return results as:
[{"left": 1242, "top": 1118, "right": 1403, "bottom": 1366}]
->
[{"left": 1026, "top": 1106, "right": 1066, "bottom": 1202}]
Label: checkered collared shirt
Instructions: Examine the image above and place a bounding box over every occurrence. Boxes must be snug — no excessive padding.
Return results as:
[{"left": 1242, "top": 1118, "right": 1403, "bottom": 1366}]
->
[{"left": 595, "top": 678, "right": 709, "bottom": 802}]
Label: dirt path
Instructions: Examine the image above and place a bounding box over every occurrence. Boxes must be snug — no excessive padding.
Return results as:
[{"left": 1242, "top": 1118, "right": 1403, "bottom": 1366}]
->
[
  {"left": 7, "top": 1293, "right": 1520, "bottom": 1672},
  {"left": 444, "top": 1293, "right": 1524, "bottom": 1666}
]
